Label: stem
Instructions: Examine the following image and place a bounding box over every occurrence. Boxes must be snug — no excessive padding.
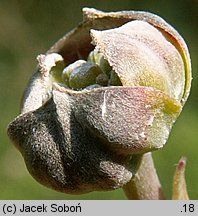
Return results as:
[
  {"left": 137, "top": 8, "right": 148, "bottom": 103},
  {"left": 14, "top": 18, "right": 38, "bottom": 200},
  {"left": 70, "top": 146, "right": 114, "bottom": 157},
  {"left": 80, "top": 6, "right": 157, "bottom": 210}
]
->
[{"left": 123, "top": 152, "right": 165, "bottom": 200}]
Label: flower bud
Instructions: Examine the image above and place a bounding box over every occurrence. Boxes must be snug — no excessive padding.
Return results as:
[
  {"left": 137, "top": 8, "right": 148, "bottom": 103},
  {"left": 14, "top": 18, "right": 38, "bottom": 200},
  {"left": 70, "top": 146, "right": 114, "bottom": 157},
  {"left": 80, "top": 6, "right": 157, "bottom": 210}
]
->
[
  {"left": 88, "top": 49, "right": 112, "bottom": 76},
  {"left": 69, "top": 62, "right": 103, "bottom": 90},
  {"left": 62, "top": 60, "right": 86, "bottom": 86},
  {"left": 7, "top": 8, "right": 191, "bottom": 194}
]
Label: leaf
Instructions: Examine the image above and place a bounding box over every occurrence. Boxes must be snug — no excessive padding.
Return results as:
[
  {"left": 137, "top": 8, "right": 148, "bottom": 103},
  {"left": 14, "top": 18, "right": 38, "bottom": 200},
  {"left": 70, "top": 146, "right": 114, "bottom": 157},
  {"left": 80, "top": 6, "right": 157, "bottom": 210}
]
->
[
  {"left": 91, "top": 20, "right": 186, "bottom": 102},
  {"left": 69, "top": 85, "right": 181, "bottom": 155},
  {"left": 7, "top": 88, "right": 137, "bottom": 193},
  {"left": 172, "top": 157, "right": 189, "bottom": 200}
]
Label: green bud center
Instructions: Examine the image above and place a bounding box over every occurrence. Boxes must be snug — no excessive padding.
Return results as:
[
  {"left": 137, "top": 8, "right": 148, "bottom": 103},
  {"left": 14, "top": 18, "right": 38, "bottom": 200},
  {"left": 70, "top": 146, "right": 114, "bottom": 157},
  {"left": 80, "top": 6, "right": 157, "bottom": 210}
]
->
[{"left": 49, "top": 49, "right": 122, "bottom": 90}]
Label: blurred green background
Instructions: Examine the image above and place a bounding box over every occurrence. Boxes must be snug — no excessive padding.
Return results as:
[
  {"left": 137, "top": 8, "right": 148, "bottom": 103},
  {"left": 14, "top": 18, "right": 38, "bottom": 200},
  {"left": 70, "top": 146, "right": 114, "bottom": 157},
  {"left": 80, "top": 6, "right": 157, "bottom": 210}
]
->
[{"left": 0, "top": 0, "right": 197, "bottom": 200}]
